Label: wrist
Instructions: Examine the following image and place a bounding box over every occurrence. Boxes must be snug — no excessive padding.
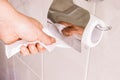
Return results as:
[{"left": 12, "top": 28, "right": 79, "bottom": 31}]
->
[
  {"left": 0, "top": 0, "right": 8, "bottom": 4},
  {"left": 0, "top": 0, "right": 18, "bottom": 19}
]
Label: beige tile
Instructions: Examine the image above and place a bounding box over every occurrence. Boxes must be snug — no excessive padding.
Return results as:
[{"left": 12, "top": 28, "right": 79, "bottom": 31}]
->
[
  {"left": 0, "top": 42, "right": 10, "bottom": 80},
  {"left": 9, "top": 0, "right": 53, "bottom": 27},
  {"left": 0, "top": 43, "right": 41, "bottom": 80},
  {"left": 87, "top": 36, "right": 120, "bottom": 80},
  {"left": 95, "top": 0, "right": 120, "bottom": 25},
  {"left": 87, "top": 0, "right": 120, "bottom": 80},
  {"left": 16, "top": 53, "right": 43, "bottom": 79},
  {"left": 14, "top": 55, "right": 41, "bottom": 80},
  {"left": 43, "top": 48, "right": 90, "bottom": 80}
]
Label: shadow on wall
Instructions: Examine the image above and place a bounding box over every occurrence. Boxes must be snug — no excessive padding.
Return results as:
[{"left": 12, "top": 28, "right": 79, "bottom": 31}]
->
[{"left": 0, "top": 41, "right": 14, "bottom": 80}]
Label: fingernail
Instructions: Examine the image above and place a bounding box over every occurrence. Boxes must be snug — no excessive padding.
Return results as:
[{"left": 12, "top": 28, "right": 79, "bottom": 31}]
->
[
  {"left": 38, "top": 44, "right": 44, "bottom": 49},
  {"left": 23, "top": 50, "right": 30, "bottom": 56},
  {"left": 45, "top": 37, "right": 55, "bottom": 45},
  {"left": 41, "top": 48, "right": 46, "bottom": 52}
]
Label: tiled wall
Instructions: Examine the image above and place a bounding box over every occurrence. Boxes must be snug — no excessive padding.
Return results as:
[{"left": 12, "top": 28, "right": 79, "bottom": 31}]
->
[
  {"left": 87, "top": 0, "right": 120, "bottom": 80},
  {"left": 1, "top": 0, "right": 120, "bottom": 80}
]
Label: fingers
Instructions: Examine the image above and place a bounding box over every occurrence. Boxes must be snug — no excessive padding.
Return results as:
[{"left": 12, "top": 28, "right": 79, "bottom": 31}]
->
[
  {"left": 20, "top": 45, "right": 30, "bottom": 56},
  {"left": 36, "top": 43, "right": 46, "bottom": 52},
  {"left": 27, "top": 44, "right": 38, "bottom": 54},
  {"left": 20, "top": 43, "right": 46, "bottom": 56}
]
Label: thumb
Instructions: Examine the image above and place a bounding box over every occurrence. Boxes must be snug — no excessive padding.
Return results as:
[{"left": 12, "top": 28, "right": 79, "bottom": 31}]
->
[{"left": 37, "top": 30, "right": 56, "bottom": 45}]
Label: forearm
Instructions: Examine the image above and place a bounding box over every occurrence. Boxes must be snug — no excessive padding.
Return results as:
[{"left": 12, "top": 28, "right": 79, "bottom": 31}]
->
[
  {"left": 0, "top": 0, "right": 17, "bottom": 40},
  {"left": 0, "top": 0, "right": 8, "bottom": 2},
  {"left": 0, "top": 0, "right": 18, "bottom": 19}
]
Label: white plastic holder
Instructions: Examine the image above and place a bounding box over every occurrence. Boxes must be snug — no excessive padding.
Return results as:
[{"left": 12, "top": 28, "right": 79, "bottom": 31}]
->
[{"left": 81, "top": 14, "right": 111, "bottom": 51}]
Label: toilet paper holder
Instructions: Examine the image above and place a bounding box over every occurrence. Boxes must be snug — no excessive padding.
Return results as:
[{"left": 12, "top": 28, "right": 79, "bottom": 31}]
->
[
  {"left": 48, "top": 0, "right": 112, "bottom": 52},
  {"left": 96, "top": 24, "right": 112, "bottom": 31}
]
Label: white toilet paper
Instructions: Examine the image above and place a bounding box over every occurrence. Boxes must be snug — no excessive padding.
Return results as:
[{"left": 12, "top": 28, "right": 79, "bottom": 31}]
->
[{"left": 81, "top": 15, "right": 105, "bottom": 48}]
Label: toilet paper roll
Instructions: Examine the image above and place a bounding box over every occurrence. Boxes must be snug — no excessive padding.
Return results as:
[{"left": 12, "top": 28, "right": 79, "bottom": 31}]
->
[{"left": 81, "top": 15, "right": 105, "bottom": 48}]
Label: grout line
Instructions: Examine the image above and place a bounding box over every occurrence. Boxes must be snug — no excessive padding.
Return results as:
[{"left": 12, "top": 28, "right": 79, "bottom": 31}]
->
[
  {"left": 13, "top": 56, "right": 17, "bottom": 80},
  {"left": 84, "top": 48, "right": 91, "bottom": 80},
  {"left": 41, "top": 54, "right": 44, "bottom": 80},
  {"left": 15, "top": 55, "right": 42, "bottom": 80},
  {"left": 84, "top": 1, "right": 97, "bottom": 80}
]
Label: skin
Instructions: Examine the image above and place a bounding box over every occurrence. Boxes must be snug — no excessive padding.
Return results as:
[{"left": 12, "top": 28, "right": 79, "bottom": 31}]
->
[
  {"left": 0, "top": 0, "right": 56, "bottom": 56},
  {"left": 58, "top": 21, "right": 84, "bottom": 37}
]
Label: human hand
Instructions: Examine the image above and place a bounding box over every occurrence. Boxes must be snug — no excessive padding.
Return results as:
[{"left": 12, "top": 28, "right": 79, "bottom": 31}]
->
[{"left": 0, "top": 1, "right": 56, "bottom": 56}]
